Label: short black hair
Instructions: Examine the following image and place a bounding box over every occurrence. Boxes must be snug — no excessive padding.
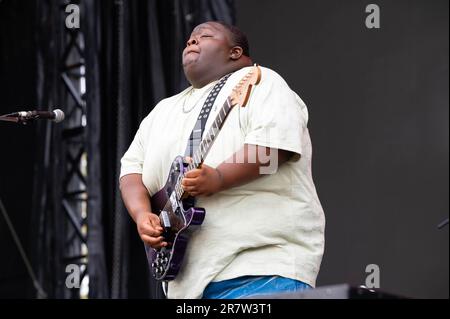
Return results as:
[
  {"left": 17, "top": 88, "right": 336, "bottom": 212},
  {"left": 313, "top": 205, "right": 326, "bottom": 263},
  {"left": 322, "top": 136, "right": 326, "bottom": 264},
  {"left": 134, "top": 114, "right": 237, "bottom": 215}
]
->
[{"left": 214, "top": 21, "right": 250, "bottom": 57}]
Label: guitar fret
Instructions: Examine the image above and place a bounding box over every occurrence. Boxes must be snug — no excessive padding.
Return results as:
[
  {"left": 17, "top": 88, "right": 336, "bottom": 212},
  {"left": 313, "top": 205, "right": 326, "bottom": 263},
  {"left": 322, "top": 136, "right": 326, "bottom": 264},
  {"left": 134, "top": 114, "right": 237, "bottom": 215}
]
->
[
  {"left": 176, "top": 167, "right": 187, "bottom": 200},
  {"left": 176, "top": 178, "right": 181, "bottom": 196},
  {"left": 200, "top": 142, "right": 205, "bottom": 155},
  {"left": 194, "top": 154, "right": 200, "bottom": 166},
  {"left": 201, "top": 140, "right": 208, "bottom": 154},
  {"left": 221, "top": 107, "right": 227, "bottom": 120},
  {"left": 203, "top": 135, "right": 210, "bottom": 146},
  {"left": 212, "top": 123, "right": 219, "bottom": 134},
  {"left": 225, "top": 98, "right": 232, "bottom": 112}
]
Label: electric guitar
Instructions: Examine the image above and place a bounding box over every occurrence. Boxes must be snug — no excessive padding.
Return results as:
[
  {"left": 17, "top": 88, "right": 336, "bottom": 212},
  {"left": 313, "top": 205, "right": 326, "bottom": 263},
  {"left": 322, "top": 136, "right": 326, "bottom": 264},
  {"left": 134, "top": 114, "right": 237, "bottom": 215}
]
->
[{"left": 147, "top": 65, "right": 262, "bottom": 281}]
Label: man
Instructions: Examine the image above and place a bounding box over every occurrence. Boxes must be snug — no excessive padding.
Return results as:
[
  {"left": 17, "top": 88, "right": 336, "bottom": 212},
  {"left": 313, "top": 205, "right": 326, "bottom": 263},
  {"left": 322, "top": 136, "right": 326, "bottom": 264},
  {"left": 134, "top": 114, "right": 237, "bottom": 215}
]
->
[{"left": 119, "top": 21, "right": 325, "bottom": 299}]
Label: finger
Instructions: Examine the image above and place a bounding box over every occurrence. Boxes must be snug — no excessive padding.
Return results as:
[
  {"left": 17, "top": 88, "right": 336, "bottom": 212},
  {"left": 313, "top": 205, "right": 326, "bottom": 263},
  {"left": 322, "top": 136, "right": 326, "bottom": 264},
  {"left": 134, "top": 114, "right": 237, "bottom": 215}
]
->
[
  {"left": 141, "top": 235, "right": 164, "bottom": 245},
  {"left": 141, "top": 235, "right": 168, "bottom": 248},
  {"left": 183, "top": 185, "right": 198, "bottom": 194},
  {"left": 139, "top": 224, "right": 162, "bottom": 237},
  {"left": 200, "top": 163, "right": 212, "bottom": 170},
  {"left": 148, "top": 214, "right": 163, "bottom": 231},
  {"left": 188, "top": 190, "right": 201, "bottom": 197},
  {"left": 184, "top": 169, "right": 201, "bottom": 178},
  {"left": 182, "top": 177, "right": 199, "bottom": 187}
]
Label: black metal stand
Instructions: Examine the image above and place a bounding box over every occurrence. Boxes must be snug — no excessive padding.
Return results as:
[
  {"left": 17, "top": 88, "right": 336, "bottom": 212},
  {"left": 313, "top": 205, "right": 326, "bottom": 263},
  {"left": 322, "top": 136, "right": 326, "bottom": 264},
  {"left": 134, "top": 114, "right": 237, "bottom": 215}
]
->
[
  {"left": 0, "top": 196, "right": 47, "bottom": 298},
  {"left": 0, "top": 115, "right": 21, "bottom": 124},
  {"left": 438, "top": 218, "right": 449, "bottom": 229}
]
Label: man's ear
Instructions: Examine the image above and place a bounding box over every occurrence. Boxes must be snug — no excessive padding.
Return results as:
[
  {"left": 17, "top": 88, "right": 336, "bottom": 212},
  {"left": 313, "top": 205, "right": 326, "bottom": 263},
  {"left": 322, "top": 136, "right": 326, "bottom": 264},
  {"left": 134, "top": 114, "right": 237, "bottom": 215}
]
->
[{"left": 229, "top": 46, "right": 243, "bottom": 60}]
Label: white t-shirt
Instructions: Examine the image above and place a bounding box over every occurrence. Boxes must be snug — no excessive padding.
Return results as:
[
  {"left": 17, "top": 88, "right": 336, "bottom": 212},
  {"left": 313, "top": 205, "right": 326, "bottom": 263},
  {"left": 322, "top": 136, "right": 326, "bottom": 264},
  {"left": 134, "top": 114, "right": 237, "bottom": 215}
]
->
[{"left": 120, "top": 66, "right": 325, "bottom": 299}]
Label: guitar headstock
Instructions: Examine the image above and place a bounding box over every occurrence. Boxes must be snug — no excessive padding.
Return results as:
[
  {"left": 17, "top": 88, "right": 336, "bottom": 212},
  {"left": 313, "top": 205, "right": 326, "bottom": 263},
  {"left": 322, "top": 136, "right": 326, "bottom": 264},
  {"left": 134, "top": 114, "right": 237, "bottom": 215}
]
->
[{"left": 229, "top": 64, "right": 261, "bottom": 107}]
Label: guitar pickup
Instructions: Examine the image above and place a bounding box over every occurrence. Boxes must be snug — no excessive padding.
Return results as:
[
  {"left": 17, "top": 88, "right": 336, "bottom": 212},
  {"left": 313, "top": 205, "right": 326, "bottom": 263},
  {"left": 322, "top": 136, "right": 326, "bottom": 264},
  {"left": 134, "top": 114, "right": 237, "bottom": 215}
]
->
[{"left": 160, "top": 210, "right": 172, "bottom": 232}]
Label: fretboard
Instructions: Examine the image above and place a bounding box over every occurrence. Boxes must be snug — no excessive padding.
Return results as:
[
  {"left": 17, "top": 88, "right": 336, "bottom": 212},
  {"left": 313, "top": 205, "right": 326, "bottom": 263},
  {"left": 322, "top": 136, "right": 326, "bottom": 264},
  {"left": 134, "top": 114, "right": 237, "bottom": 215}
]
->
[{"left": 174, "top": 96, "right": 234, "bottom": 200}]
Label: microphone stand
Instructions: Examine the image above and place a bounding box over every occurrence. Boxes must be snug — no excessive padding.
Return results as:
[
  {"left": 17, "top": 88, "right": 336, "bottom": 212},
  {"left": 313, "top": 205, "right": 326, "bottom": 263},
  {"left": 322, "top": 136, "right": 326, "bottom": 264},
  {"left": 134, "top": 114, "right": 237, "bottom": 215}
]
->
[
  {"left": 0, "top": 113, "right": 32, "bottom": 125},
  {"left": 0, "top": 197, "right": 47, "bottom": 298},
  {"left": 438, "top": 218, "right": 449, "bottom": 229},
  {"left": 0, "top": 115, "right": 20, "bottom": 123}
]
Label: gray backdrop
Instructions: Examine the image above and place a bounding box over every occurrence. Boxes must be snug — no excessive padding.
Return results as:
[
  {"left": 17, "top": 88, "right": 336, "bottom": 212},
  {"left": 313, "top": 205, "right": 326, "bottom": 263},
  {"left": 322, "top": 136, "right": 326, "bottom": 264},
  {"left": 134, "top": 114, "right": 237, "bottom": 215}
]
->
[{"left": 236, "top": 0, "right": 449, "bottom": 299}]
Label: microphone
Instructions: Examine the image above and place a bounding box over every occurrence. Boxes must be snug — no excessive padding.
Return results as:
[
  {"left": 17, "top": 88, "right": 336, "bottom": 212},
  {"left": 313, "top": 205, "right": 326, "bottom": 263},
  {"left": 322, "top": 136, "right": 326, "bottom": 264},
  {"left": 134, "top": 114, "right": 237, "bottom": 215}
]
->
[{"left": 1, "top": 109, "right": 65, "bottom": 123}]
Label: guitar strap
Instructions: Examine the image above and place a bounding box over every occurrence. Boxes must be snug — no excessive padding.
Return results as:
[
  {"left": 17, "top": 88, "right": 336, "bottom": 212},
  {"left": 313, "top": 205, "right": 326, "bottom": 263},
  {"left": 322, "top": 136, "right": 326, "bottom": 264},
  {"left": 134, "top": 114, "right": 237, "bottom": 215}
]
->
[{"left": 184, "top": 73, "right": 233, "bottom": 158}]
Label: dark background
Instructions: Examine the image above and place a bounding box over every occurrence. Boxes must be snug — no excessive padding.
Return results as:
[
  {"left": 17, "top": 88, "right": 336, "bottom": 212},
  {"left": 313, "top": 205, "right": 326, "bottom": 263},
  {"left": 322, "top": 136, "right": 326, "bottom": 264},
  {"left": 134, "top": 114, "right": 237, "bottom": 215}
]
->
[
  {"left": 236, "top": 0, "right": 448, "bottom": 299},
  {"left": 0, "top": 0, "right": 38, "bottom": 297},
  {"left": 0, "top": 0, "right": 448, "bottom": 298}
]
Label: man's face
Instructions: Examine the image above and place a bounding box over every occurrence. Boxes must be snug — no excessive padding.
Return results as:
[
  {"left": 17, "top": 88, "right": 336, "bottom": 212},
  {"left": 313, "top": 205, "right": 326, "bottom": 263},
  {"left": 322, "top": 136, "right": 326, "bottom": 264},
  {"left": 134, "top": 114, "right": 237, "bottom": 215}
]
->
[{"left": 182, "top": 22, "right": 232, "bottom": 76}]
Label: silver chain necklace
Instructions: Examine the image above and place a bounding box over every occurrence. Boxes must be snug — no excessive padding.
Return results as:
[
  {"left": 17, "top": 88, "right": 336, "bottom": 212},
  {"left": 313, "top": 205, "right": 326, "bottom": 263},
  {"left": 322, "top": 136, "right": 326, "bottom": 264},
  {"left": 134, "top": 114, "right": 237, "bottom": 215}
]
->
[
  {"left": 182, "top": 82, "right": 218, "bottom": 113},
  {"left": 182, "top": 88, "right": 197, "bottom": 113}
]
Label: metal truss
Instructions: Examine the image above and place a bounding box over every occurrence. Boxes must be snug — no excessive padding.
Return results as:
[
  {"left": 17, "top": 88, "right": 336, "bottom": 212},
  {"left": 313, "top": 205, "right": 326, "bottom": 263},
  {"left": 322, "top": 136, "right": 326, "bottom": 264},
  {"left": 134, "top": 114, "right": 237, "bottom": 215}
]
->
[{"left": 58, "top": 0, "right": 89, "bottom": 299}]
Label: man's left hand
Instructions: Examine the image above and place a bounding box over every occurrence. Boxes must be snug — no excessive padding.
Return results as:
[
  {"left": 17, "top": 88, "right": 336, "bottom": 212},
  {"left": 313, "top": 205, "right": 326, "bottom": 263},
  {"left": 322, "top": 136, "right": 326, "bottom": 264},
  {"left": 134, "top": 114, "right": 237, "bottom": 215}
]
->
[{"left": 181, "top": 163, "right": 223, "bottom": 197}]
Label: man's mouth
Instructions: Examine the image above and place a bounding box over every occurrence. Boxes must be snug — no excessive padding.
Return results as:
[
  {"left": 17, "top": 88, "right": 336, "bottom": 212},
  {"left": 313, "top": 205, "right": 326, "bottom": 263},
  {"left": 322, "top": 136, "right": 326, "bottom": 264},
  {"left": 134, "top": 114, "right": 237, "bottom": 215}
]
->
[
  {"left": 184, "top": 46, "right": 200, "bottom": 56},
  {"left": 182, "top": 49, "right": 200, "bottom": 67},
  {"left": 185, "top": 50, "right": 199, "bottom": 56}
]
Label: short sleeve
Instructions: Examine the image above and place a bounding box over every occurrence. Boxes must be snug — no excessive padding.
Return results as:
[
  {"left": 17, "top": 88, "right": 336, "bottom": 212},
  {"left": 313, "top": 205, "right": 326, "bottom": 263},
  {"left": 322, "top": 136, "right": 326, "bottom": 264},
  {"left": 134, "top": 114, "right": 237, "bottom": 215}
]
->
[
  {"left": 119, "top": 114, "right": 152, "bottom": 179},
  {"left": 243, "top": 68, "right": 308, "bottom": 157}
]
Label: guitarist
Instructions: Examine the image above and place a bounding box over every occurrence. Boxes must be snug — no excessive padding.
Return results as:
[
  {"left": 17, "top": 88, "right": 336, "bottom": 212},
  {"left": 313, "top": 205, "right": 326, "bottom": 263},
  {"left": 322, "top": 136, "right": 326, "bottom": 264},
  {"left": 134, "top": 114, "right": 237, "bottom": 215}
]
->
[{"left": 119, "top": 21, "right": 325, "bottom": 299}]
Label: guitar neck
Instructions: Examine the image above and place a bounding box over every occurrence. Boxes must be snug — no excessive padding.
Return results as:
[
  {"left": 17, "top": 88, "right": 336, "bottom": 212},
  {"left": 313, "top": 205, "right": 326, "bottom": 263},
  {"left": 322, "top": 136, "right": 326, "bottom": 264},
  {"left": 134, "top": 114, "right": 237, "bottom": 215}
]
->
[
  {"left": 173, "top": 96, "right": 234, "bottom": 201},
  {"left": 187, "top": 96, "right": 234, "bottom": 171}
]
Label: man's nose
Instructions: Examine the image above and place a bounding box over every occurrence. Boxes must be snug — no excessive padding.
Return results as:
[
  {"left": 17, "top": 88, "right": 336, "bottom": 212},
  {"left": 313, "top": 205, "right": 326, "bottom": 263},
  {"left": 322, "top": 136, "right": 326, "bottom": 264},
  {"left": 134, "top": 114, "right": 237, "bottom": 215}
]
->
[{"left": 186, "top": 38, "right": 198, "bottom": 46}]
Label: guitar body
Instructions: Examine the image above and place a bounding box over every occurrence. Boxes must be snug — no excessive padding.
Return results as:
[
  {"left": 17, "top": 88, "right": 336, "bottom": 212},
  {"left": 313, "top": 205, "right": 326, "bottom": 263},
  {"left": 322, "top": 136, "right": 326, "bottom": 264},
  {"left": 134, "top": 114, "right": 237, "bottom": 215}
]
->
[{"left": 146, "top": 156, "right": 205, "bottom": 281}]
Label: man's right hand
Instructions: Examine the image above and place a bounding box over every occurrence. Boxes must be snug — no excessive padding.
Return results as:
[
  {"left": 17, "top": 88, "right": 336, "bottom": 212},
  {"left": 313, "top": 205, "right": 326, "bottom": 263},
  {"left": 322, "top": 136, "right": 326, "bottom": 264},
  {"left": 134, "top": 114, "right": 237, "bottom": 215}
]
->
[{"left": 136, "top": 212, "right": 168, "bottom": 249}]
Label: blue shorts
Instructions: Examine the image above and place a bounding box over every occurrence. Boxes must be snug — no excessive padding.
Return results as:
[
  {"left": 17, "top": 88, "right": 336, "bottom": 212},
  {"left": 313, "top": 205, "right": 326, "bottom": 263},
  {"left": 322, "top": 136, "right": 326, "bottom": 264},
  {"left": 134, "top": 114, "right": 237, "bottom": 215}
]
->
[{"left": 202, "top": 275, "right": 312, "bottom": 299}]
